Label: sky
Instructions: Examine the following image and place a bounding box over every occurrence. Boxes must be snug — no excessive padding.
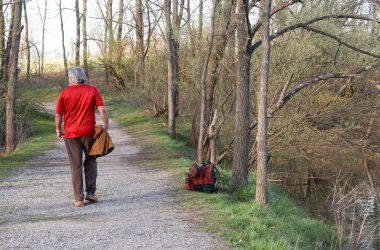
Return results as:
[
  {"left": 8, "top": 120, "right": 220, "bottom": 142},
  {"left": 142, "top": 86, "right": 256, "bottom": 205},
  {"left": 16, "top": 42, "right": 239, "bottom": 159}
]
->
[
  {"left": 25, "top": 0, "right": 101, "bottom": 60},
  {"left": 21, "top": 0, "right": 211, "bottom": 60}
]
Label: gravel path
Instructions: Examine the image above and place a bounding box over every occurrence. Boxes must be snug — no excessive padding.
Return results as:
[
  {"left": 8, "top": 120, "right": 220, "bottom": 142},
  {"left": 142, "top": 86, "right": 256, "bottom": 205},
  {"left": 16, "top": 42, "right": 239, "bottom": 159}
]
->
[{"left": 0, "top": 118, "right": 226, "bottom": 249}]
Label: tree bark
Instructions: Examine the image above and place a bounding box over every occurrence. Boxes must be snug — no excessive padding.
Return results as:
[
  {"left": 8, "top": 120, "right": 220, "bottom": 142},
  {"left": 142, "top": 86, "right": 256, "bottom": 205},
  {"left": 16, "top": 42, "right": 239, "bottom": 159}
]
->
[
  {"left": 117, "top": 0, "right": 123, "bottom": 43},
  {"left": 75, "top": 0, "right": 80, "bottom": 66},
  {"left": 232, "top": 0, "right": 251, "bottom": 188},
  {"left": 198, "top": 0, "right": 203, "bottom": 40},
  {"left": 58, "top": 0, "right": 68, "bottom": 76},
  {"left": 135, "top": 0, "right": 144, "bottom": 86},
  {"left": 164, "top": 0, "right": 180, "bottom": 138},
  {"left": 197, "top": 0, "right": 217, "bottom": 164},
  {"left": 117, "top": 0, "right": 123, "bottom": 64},
  {"left": 82, "top": 0, "right": 88, "bottom": 78},
  {"left": 41, "top": 0, "right": 47, "bottom": 75},
  {"left": 106, "top": 0, "right": 113, "bottom": 55},
  {"left": 256, "top": 0, "right": 272, "bottom": 204},
  {"left": 0, "top": 0, "right": 5, "bottom": 81},
  {"left": 23, "top": 1, "right": 30, "bottom": 80},
  {"left": 3, "top": 3, "right": 14, "bottom": 80},
  {"left": 5, "top": 1, "right": 22, "bottom": 154}
]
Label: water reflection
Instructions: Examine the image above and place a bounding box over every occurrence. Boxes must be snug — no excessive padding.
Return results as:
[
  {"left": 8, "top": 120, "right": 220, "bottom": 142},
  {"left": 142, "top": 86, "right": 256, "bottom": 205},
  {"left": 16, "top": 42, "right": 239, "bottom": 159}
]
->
[{"left": 270, "top": 163, "right": 380, "bottom": 249}]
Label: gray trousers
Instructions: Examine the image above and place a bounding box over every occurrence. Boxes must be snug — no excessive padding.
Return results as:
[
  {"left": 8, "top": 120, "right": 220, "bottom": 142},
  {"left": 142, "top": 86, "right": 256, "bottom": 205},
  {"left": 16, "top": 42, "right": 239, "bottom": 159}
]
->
[{"left": 64, "top": 137, "right": 97, "bottom": 201}]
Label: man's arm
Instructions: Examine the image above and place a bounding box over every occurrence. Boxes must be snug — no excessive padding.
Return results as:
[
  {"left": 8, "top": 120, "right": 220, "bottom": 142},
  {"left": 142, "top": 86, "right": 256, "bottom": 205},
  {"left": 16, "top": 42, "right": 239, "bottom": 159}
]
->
[
  {"left": 98, "top": 106, "right": 109, "bottom": 130},
  {"left": 55, "top": 113, "right": 64, "bottom": 138}
]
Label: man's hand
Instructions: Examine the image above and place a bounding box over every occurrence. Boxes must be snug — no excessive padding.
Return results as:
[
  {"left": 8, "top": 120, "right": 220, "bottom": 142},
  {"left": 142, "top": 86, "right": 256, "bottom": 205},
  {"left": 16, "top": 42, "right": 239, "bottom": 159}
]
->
[
  {"left": 98, "top": 106, "right": 110, "bottom": 132},
  {"left": 55, "top": 113, "right": 64, "bottom": 139},
  {"left": 56, "top": 130, "right": 64, "bottom": 139}
]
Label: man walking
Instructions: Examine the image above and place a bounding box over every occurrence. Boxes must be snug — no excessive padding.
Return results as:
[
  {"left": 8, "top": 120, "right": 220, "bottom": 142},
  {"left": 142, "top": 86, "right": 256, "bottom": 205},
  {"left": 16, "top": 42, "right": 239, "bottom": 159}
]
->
[{"left": 55, "top": 67, "right": 109, "bottom": 208}]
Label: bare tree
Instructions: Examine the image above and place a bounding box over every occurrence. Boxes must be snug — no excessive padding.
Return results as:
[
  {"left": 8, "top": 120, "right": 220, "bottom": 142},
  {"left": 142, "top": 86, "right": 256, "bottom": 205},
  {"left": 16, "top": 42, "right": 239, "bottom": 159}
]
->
[
  {"left": 2, "top": 3, "right": 14, "bottom": 79},
  {"left": 106, "top": 0, "right": 113, "bottom": 54},
  {"left": 255, "top": 0, "right": 272, "bottom": 204},
  {"left": 135, "top": 0, "right": 144, "bottom": 86},
  {"left": 36, "top": 0, "right": 47, "bottom": 75},
  {"left": 5, "top": 1, "right": 23, "bottom": 154},
  {"left": 117, "top": 0, "right": 123, "bottom": 43},
  {"left": 198, "top": 0, "right": 203, "bottom": 40},
  {"left": 57, "top": 0, "right": 68, "bottom": 76},
  {"left": 164, "top": 0, "right": 182, "bottom": 138},
  {"left": 82, "top": 0, "right": 88, "bottom": 77},
  {"left": 75, "top": 0, "right": 80, "bottom": 66},
  {"left": 197, "top": 0, "right": 217, "bottom": 164},
  {"left": 0, "top": 0, "right": 5, "bottom": 81},
  {"left": 23, "top": 1, "right": 30, "bottom": 79},
  {"left": 232, "top": 0, "right": 251, "bottom": 187}
]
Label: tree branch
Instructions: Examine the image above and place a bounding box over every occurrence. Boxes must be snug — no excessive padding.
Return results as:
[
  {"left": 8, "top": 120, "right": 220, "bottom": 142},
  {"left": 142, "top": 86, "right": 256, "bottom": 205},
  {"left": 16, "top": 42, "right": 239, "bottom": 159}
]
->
[
  {"left": 218, "top": 61, "right": 380, "bottom": 163},
  {"left": 250, "top": 0, "right": 302, "bottom": 38},
  {"left": 249, "top": 14, "right": 380, "bottom": 54},
  {"left": 304, "top": 26, "right": 380, "bottom": 59}
]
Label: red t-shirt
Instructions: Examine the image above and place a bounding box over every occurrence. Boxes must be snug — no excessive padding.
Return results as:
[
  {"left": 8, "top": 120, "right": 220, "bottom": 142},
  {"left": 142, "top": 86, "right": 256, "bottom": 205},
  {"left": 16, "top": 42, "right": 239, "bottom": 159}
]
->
[{"left": 56, "top": 84, "right": 104, "bottom": 138}]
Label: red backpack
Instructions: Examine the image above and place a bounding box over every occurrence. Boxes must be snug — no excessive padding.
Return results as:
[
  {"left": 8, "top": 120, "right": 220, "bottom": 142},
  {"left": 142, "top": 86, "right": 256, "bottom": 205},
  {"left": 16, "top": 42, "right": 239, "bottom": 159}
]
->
[{"left": 185, "top": 163, "right": 219, "bottom": 193}]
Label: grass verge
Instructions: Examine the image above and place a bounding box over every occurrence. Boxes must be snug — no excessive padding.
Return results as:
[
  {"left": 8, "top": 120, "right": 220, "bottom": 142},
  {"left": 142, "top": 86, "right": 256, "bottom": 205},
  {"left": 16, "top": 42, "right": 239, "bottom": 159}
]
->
[
  {"left": 0, "top": 110, "right": 56, "bottom": 180},
  {"left": 107, "top": 97, "right": 338, "bottom": 250}
]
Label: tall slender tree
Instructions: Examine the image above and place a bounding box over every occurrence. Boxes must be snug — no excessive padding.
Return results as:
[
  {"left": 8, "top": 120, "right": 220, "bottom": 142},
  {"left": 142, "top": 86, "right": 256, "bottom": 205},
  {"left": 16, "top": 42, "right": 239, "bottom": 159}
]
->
[
  {"left": 135, "top": 0, "right": 144, "bottom": 86},
  {"left": 117, "top": 0, "right": 124, "bottom": 43},
  {"left": 232, "top": 0, "right": 251, "bottom": 188},
  {"left": 82, "top": 0, "right": 88, "bottom": 78},
  {"left": 197, "top": 0, "right": 217, "bottom": 163},
  {"left": 256, "top": 0, "right": 272, "bottom": 204},
  {"left": 164, "top": 0, "right": 181, "bottom": 138},
  {"left": 58, "top": 0, "right": 68, "bottom": 76},
  {"left": 198, "top": 0, "right": 203, "bottom": 40},
  {"left": 75, "top": 0, "right": 80, "bottom": 66},
  {"left": 0, "top": 0, "right": 5, "bottom": 81},
  {"left": 23, "top": 1, "right": 30, "bottom": 80},
  {"left": 5, "top": 1, "right": 23, "bottom": 154},
  {"left": 2, "top": 3, "right": 15, "bottom": 79},
  {"left": 40, "top": 0, "right": 47, "bottom": 75}
]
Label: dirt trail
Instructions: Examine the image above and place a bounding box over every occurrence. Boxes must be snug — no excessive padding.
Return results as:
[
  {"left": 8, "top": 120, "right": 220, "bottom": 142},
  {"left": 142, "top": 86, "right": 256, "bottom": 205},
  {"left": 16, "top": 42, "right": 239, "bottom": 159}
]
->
[{"left": 0, "top": 115, "right": 226, "bottom": 249}]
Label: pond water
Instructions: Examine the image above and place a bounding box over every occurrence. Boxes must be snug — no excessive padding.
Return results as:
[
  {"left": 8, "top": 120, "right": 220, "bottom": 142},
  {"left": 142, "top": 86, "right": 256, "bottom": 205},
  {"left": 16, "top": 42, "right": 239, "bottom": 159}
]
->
[{"left": 270, "top": 162, "right": 380, "bottom": 249}]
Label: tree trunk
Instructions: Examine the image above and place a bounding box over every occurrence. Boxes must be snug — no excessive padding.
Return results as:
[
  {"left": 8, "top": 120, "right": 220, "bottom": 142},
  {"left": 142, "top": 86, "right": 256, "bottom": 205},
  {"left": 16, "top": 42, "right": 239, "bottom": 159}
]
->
[
  {"left": 189, "top": 0, "right": 235, "bottom": 147},
  {"left": 5, "top": 1, "right": 22, "bottom": 154},
  {"left": 75, "top": 0, "right": 80, "bottom": 66},
  {"left": 117, "top": 0, "right": 123, "bottom": 64},
  {"left": 232, "top": 0, "right": 251, "bottom": 188},
  {"left": 197, "top": 0, "right": 217, "bottom": 164},
  {"left": 198, "top": 0, "right": 203, "bottom": 40},
  {"left": 23, "top": 1, "right": 30, "bottom": 80},
  {"left": 255, "top": 0, "right": 272, "bottom": 204},
  {"left": 58, "top": 0, "right": 68, "bottom": 76},
  {"left": 117, "top": 0, "right": 123, "bottom": 43},
  {"left": 106, "top": 0, "right": 113, "bottom": 55},
  {"left": 2, "top": 3, "right": 14, "bottom": 80},
  {"left": 41, "top": 0, "right": 47, "bottom": 75},
  {"left": 135, "top": 0, "right": 144, "bottom": 86},
  {"left": 82, "top": 0, "right": 88, "bottom": 78},
  {"left": 0, "top": 0, "right": 5, "bottom": 81},
  {"left": 164, "top": 0, "right": 180, "bottom": 138}
]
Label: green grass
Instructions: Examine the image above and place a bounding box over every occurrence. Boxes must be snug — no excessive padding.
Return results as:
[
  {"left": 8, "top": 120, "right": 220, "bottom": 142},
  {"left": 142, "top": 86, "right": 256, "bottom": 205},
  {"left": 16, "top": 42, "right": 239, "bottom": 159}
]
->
[
  {"left": 107, "top": 97, "right": 338, "bottom": 250},
  {"left": 0, "top": 110, "right": 56, "bottom": 180}
]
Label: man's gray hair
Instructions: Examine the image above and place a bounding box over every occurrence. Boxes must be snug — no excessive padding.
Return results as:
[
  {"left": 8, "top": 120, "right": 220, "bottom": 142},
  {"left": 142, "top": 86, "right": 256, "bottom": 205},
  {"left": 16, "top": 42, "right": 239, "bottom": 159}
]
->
[{"left": 68, "top": 67, "right": 88, "bottom": 84}]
